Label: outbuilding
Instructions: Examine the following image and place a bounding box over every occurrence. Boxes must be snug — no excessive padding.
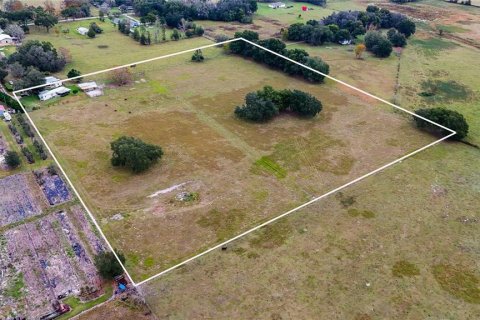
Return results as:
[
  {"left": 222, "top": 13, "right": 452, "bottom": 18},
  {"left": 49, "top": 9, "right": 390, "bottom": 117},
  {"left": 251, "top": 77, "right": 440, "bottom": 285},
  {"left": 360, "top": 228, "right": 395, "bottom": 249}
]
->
[
  {"left": 3, "top": 111, "right": 11, "bottom": 121},
  {"left": 78, "top": 81, "right": 98, "bottom": 92},
  {"left": 77, "top": 27, "right": 89, "bottom": 36},
  {"left": 45, "top": 76, "right": 62, "bottom": 89}
]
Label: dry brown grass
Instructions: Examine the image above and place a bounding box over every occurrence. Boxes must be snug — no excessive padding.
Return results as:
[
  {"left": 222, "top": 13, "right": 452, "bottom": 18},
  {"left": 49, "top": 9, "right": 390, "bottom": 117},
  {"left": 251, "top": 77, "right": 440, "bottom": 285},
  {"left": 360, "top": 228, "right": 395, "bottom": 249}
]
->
[{"left": 30, "top": 47, "right": 434, "bottom": 281}]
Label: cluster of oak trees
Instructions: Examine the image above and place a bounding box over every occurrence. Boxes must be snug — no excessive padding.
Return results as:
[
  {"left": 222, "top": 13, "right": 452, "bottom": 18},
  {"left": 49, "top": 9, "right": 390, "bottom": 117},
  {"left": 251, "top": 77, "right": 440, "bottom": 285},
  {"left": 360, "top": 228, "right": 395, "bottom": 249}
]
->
[{"left": 235, "top": 86, "right": 322, "bottom": 122}]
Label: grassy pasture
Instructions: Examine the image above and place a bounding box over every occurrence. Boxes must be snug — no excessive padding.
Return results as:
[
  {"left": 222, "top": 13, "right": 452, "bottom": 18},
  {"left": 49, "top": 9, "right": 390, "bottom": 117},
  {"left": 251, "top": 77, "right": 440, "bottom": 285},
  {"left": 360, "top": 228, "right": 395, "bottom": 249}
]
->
[
  {"left": 142, "top": 142, "right": 480, "bottom": 319},
  {"left": 255, "top": 0, "right": 363, "bottom": 25},
  {"left": 29, "top": 47, "right": 434, "bottom": 281}
]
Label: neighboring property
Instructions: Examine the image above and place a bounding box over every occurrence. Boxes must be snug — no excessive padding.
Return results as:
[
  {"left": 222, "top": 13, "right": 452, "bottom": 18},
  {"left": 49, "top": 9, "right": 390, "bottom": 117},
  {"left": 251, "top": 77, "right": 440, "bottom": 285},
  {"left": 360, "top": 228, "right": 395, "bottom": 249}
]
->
[
  {"left": 0, "top": 105, "right": 10, "bottom": 121},
  {"left": 78, "top": 81, "right": 103, "bottom": 97},
  {"left": 339, "top": 39, "right": 352, "bottom": 45},
  {"left": 38, "top": 86, "right": 71, "bottom": 101},
  {"left": 77, "top": 27, "right": 89, "bottom": 36},
  {"left": 45, "top": 76, "right": 62, "bottom": 89},
  {"left": 268, "top": 2, "right": 286, "bottom": 8},
  {"left": 0, "top": 34, "right": 13, "bottom": 46},
  {"left": 3, "top": 111, "right": 11, "bottom": 121}
]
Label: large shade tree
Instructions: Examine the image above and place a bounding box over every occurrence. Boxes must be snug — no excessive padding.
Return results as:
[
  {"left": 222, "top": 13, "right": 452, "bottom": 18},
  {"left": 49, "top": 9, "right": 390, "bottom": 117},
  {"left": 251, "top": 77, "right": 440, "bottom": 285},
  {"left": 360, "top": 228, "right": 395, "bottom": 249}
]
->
[{"left": 110, "top": 136, "right": 163, "bottom": 173}]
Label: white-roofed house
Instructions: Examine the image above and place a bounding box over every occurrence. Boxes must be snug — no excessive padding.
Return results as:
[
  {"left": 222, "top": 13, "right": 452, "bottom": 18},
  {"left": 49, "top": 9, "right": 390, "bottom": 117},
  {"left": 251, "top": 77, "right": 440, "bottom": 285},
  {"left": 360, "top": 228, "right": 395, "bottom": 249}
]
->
[
  {"left": 268, "top": 2, "right": 286, "bottom": 8},
  {"left": 0, "top": 34, "right": 13, "bottom": 46},
  {"left": 38, "top": 86, "right": 71, "bottom": 101}
]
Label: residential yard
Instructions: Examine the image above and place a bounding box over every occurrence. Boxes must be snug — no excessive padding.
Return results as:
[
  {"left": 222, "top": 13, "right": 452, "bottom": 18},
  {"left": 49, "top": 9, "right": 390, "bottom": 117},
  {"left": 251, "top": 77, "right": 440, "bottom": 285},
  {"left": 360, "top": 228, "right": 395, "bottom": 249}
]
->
[
  {"left": 26, "top": 19, "right": 212, "bottom": 75},
  {"left": 255, "top": 0, "right": 363, "bottom": 25},
  {"left": 29, "top": 46, "right": 437, "bottom": 281}
]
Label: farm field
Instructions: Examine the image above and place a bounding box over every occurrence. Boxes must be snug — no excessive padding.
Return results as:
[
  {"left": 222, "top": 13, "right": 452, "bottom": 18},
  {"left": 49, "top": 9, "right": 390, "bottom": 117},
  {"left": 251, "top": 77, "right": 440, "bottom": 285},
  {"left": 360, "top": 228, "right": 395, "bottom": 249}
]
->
[
  {"left": 141, "top": 141, "right": 480, "bottom": 319},
  {"left": 135, "top": 1, "right": 480, "bottom": 318},
  {"left": 27, "top": 45, "right": 438, "bottom": 281}
]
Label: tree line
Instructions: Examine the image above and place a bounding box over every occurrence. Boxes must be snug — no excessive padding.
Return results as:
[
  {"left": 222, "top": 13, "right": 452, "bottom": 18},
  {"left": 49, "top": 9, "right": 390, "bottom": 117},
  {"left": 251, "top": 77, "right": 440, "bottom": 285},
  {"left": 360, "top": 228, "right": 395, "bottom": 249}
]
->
[
  {"left": 284, "top": 5, "right": 416, "bottom": 58},
  {"left": 235, "top": 86, "right": 323, "bottom": 122},
  {"left": 229, "top": 30, "right": 330, "bottom": 83},
  {"left": 131, "top": 0, "right": 258, "bottom": 27}
]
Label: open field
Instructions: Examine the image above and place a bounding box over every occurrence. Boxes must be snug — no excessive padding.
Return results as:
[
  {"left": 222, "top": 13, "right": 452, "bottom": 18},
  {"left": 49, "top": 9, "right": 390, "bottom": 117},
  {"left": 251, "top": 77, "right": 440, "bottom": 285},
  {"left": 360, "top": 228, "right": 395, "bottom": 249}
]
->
[
  {"left": 141, "top": 141, "right": 480, "bottom": 319},
  {"left": 135, "top": 2, "right": 480, "bottom": 318},
  {"left": 3, "top": 0, "right": 479, "bottom": 317},
  {"left": 27, "top": 45, "right": 437, "bottom": 281}
]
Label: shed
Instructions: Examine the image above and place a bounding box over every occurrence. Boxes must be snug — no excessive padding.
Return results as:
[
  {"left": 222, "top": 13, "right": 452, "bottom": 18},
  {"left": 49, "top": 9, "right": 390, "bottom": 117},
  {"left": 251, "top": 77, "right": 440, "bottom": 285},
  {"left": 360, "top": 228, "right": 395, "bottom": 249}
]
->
[
  {"left": 45, "top": 76, "right": 62, "bottom": 89},
  {"left": 78, "top": 81, "right": 98, "bottom": 92},
  {"left": 77, "top": 27, "right": 89, "bottom": 36},
  {"left": 3, "top": 111, "right": 11, "bottom": 121},
  {"left": 85, "top": 89, "right": 103, "bottom": 98}
]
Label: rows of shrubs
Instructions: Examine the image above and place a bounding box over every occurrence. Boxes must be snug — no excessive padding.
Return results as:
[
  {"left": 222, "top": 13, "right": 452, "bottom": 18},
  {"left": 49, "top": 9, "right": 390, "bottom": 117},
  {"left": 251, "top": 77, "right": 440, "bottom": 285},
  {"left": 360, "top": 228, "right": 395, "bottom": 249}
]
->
[
  {"left": 5, "top": 115, "right": 49, "bottom": 166},
  {"left": 284, "top": 5, "right": 416, "bottom": 57},
  {"left": 235, "top": 86, "right": 322, "bottom": 122},
  {"left": 229, "top": 30, "right": 329, "bottom": 83}
]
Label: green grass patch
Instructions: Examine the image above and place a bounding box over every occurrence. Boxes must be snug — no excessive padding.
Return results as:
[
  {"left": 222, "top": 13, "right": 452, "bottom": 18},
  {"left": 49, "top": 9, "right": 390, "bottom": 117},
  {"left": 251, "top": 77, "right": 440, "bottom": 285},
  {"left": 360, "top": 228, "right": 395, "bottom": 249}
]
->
[
  {"left": 410, "top": 37, "right": 458, "bottom": 56},
  {"left": 144, "top": 256, "right": 155, "bottom": 268},
  {"left": 249, "top": 220, "right": 293, "bottom": 249},
  {"left": 148, "top": 80, "right": 169, "bottom": 94},
  {"left": 432, "top": 264, "right": 480, "bottom": 304},
  {"left": 392, "top": 260, "right": 420, "bottom": 278},
  {"left": 197, "top": 208, "right": 246, "bottom": 241},
  {"left": 57, "top": 285, "right": 113, "bottom": 320},
  {"left": 419, "top": 79, "right": 472, "bottom": 102},
  {"left": 252, "top": 156, "right": 287, "bottom": 179},
  {"left": 347, "top": 208, "right": 375, "bottom": 219},
  {"left": 436, "top": 24, "right": 469, "bottom": 34},
  {"left": 336, "top": 192, "right": 356, "bottom": 208},
  {"left": 5, "top": 272, "right": 24, "bottom": 299}
]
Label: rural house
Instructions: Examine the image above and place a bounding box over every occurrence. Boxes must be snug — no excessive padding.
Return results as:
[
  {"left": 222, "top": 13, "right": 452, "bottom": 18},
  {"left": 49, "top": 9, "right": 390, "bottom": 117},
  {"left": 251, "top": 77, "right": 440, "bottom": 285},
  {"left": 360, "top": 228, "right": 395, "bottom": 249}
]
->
[
  {"left": 0, "top": 34, "right": 13, "bottom": 46},
  {"left": 268, "top": 2, "right": 286, "bottom": 8},
  {"left": 38, "top": 86, "right": 71, "bottom": 101}
]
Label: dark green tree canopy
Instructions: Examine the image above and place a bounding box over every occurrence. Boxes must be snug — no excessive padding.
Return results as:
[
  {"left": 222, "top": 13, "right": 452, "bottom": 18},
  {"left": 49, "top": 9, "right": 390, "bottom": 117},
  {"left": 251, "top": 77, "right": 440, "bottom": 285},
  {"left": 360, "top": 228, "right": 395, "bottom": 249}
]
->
[
  {"left": 5, "top": 151, "right": 21, "bottom": 169},
  {"left": 229, "top": 31, "right": 330, "bottom": 83},
  {"left": 94, "top": 251, "right": 126, "bottom": 280},
  {"left": 365, "top": 31, "right": 393, "bottom": 57},
  {"left": 414, "top": 108, "right": 469, "bottom": 140},
  {"left": 110, "top": 136, "right": 164, "bottom": 173},
  {"left": 235, "top": 86, "right": 322, "bottom": 122},
  {"left": 235, "top": 92, "right": 279, "bottom": 122},
  {"left": 387, "top": 28, "right": 407, "bottom": 47}
]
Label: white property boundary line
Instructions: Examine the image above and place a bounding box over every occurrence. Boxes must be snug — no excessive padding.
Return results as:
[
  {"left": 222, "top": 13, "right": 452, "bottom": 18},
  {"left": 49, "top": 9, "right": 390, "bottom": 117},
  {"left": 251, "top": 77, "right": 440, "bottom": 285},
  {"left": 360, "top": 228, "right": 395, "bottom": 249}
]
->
[{"left": 12, "top": 38, "right": 456, "bottom": 287}]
